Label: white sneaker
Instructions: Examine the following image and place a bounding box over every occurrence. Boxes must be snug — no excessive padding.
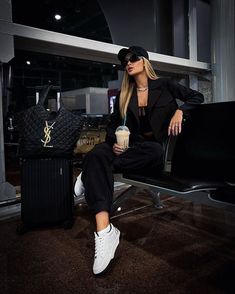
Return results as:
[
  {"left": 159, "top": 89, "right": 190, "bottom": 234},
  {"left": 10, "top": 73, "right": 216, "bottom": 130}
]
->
[
  {"left": 93, "top": 223, "right": 120, "bottom": 275},
  {"left": 74, "top": 172, "right": 85, "bottom": 198}
]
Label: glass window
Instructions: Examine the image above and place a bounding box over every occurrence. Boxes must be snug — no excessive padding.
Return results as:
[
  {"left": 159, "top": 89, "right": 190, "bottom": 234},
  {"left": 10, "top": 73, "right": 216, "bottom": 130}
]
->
[
  {"left": 8, "top": 50, "right": 118, "bottom": 111},
  {"left": 12, "top": 0, "right": 112, "bottom": 43}
]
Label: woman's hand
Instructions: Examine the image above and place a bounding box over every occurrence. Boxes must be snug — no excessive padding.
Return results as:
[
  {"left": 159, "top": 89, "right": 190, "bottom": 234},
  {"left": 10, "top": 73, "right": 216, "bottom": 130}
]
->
[
  {"left": 168, "top": 109, "right": 183, "bottom": 136},
  {"left": 113, "top": 143, "right": 125, "bottom": 155}
]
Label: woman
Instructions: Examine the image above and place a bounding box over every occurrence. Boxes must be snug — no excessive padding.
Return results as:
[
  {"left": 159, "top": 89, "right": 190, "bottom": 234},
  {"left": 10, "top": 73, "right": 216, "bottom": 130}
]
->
[{"left": 74, "top": 46, "right": 204, "bottom": 275}]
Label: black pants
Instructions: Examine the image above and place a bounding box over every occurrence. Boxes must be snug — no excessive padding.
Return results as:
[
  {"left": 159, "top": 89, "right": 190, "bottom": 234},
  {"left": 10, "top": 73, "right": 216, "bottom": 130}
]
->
[{"left": 81, "top": 142, "right": 164, "bottom": 215}]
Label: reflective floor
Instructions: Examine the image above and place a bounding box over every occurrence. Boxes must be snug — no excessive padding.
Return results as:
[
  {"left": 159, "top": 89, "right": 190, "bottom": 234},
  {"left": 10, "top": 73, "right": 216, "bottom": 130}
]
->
[{"left": 0, "top": 187, "right": 235, "bottom": 294}]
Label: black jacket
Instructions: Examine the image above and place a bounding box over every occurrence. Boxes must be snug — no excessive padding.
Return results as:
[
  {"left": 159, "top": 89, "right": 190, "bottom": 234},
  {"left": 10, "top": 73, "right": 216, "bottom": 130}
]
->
[{"left": 106, "top": 78, "right": 204, "bottom": 146}]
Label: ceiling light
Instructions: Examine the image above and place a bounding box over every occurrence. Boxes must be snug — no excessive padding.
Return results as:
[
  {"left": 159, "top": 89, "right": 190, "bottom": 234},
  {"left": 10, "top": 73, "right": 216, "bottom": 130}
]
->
[{"left": 54, "top": 14, "right": 62, "bottom": 21}]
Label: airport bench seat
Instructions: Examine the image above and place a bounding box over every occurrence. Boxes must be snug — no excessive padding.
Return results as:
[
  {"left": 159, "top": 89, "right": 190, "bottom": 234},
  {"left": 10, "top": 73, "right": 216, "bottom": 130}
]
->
[
  {"left": 122, "top": 172, "right": 229, "bottom": 193},
  {"left": 113, "top": 101, "right": 235, "bottom": 212}
]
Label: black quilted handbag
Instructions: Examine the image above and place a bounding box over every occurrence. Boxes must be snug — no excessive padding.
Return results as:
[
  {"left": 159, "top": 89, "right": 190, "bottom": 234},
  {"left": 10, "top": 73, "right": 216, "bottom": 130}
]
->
[{"left": 19, "top": 85, "right": 84, "bottom": 158}]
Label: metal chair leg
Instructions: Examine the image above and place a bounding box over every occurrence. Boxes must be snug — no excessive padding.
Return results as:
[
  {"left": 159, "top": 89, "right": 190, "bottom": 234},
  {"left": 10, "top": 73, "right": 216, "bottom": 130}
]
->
[{"left": 148, "top": 189, "right": 164, "bottom": 209}]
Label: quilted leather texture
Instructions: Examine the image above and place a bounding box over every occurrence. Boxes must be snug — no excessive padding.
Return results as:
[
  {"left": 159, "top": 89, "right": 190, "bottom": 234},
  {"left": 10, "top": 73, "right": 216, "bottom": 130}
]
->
[{"left": 19, "top": 103, "right": 84, "bottom": 158}]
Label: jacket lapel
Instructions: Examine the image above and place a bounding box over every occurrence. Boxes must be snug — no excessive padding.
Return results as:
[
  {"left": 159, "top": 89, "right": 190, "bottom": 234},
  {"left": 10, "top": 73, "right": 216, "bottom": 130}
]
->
[{"left": 147, "top": 79, "right": 162, "bottom": 111}]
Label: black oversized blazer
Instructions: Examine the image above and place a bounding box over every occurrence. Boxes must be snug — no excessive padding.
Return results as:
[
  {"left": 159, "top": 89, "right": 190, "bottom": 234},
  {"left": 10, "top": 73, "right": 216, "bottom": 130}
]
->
[{"left": 106, "top": 78, "right": 204, "bottom": 146}]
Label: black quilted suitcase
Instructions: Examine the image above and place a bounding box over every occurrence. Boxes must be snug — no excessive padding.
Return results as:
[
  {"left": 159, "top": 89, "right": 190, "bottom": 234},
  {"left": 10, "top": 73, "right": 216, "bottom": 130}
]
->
[{"left": 18, "top": 157, "right": 74, "bottom": 233}]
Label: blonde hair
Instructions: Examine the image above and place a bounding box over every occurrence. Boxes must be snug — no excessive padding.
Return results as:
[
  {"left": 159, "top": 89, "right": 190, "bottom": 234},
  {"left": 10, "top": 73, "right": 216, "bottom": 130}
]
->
[{"left": 119, "top": 57, "right": 158, "bottom": 119}]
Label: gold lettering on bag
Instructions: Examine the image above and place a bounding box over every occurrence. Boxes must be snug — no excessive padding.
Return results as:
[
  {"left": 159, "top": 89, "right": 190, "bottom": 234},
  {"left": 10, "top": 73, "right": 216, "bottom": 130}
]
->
[{"left": 41, "top": 121, "right": 56, "bottom": 148}]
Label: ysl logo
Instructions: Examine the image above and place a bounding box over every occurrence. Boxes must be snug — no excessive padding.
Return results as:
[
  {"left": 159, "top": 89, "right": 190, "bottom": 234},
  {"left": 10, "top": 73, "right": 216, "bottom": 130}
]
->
[{"left": 41, "top": 121, "right": 56, "bottom": 148}]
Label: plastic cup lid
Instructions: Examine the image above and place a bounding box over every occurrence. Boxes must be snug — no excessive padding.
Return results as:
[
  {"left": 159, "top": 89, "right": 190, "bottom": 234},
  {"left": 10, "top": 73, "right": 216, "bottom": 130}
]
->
[{"left": 115, "top": 126, "right": 130, "bottom": 134}]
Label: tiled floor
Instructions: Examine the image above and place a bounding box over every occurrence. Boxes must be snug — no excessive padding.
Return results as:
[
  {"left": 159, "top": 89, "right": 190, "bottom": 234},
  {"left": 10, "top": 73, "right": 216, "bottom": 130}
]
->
[
  {"left": 0, "top": 186, "right": 235, "bottom": 294},
  {"left": 1, "top": 151, "right": 235, "bottom": 293}
]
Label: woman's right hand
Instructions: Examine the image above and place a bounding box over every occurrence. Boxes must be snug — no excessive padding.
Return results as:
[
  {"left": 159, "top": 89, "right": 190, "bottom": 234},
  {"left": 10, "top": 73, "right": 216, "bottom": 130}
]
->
[{"left": 113, "top": 143, "right": 124, "bottom": 155}]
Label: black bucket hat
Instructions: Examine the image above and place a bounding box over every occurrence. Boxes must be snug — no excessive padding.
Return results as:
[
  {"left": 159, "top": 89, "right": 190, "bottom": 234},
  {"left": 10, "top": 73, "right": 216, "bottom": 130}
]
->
[{"left": 117, "top": 46, "right": 149, "bottom": 63}]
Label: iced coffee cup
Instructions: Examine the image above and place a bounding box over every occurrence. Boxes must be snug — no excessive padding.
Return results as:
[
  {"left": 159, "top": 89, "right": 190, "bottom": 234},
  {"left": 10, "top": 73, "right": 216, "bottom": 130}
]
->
[{"left": 115, "top": 126, "right": 130, "bottom": 150}]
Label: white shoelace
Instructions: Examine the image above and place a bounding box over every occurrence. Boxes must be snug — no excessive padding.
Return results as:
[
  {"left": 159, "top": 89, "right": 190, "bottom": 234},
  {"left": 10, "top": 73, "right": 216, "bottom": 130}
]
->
[{"left": 94, "top": 234, "right": 105, "bottom": 258}]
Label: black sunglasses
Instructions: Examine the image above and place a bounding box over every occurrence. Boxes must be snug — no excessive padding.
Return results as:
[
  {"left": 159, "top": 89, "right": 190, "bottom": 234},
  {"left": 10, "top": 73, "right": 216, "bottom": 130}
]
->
[{"left": 121, "top": 54, "right": 143, "bottom": 67}]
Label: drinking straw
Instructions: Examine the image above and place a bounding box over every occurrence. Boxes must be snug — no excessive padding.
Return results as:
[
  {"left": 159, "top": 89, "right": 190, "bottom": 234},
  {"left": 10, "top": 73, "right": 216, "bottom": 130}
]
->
[{"left": 123, "top": 115, "right": 126, "bottom": 126}]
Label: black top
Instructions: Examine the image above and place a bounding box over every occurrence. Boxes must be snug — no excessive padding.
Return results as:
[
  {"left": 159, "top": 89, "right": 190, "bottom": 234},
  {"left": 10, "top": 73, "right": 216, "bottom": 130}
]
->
[{"left": 138, "top": 107, "right": 155, "bottom": 141}]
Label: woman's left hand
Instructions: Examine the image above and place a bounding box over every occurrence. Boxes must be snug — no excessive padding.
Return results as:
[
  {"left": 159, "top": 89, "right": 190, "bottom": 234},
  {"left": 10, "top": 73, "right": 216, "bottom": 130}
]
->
[
  {"left": 168, "top": 109, "right": 183, "bottom": 136},
  {"left": 113, "top": 143, "right": 125, "bottom": 155}
]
